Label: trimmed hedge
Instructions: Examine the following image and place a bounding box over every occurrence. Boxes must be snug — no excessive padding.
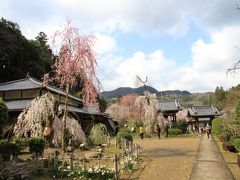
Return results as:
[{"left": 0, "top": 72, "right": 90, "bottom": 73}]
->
[
  {"left": 212, "top": 118, "right": 222, "bottom": 135},
  {"left": 12, "top": 137, "right": 29, "bottom": 150},
  {"left": 172, "top": 120, "right": 187, "bottom": 133},
  {"left": 0, "top": 140, "right": 19, "bottom": 161},
  {"left": 168, "top": 128, "right": 182, "bottom": 136},
  {"left": 28, "top": 137, "right": 45, "bottom": 156}
]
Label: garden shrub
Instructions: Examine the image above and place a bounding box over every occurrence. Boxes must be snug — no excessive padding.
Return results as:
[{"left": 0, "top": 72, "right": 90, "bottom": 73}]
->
[
  {"left": 86, "top": 136, "right": 94, "bottom": 147},
  {"left": 116, "top": 131, "right": 133, "bottom": 144},
  {"left": 233, "top": 138, "right": 240, "bottom": 151},
  {"left": 212, "top": 118, "right": 222, "bottom": 135},
  {"left": 88, "top": 124, "right": 109, "bottom": 146},
  {"left": 120, "top": 128, "right": 132, "bottom": 134},
  {"left": 118, "top": 119, "right": 128, "bottom": 128},
  {"left": 172, "top": 120, "right": 187, "bottom": 133},
  {"left": 0, "top": 140, "right": 19, "bottom": 161},
  {"left": 28, "top": 136, "right": 45, "bottom": 156},
  {"left": 133, "top": 120, "right": 143, "bottom": 130},
  {"left": 12, "top": 137, "right": 29, "bottom": 150},
  {"left": 235, "top": 99, "right": 240, "bottom": 120},
  {"left": 0, "top": 97, "right": 8, "bottom": 125},
  {"left": 230, "top": 136, "right": 238, "bottom": 144},
  {"left": 219, "top": 132, "right": 231, "bottom": 142},
  {"left": 168, "top": 128, "right": 182, "bottom": 136}
]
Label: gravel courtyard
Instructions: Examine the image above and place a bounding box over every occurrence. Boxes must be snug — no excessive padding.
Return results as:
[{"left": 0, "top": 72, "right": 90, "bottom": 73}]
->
[{"left": 121, "top": 136, "right": 200, "bottom": 180}]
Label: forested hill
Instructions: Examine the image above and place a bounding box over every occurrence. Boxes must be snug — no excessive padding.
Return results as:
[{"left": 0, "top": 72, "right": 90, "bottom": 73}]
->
[
  {"left": 101, "top": 86, "right": 191, "bottom": 99},
  {"left": 0, "top": 18, "right": 55, "bottom": 83}
]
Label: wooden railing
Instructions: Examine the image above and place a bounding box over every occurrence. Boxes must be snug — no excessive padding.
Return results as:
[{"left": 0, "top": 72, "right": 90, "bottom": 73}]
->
[{"left": 43, "top": 142, "right": 140, "bottom": 180}]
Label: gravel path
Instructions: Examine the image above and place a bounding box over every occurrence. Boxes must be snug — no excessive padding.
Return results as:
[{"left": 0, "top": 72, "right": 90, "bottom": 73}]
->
[{"left": 190, "top": 135, "right": 234, "bottom": 180}]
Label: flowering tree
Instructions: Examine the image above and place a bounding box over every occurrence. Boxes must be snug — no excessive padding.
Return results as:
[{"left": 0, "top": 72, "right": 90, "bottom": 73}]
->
[
  {"left": 120, "top": 94, "right": 138, "bottom": 119},
  {"left": 43, "top": 20, "right": 100, "bottom": 150}
]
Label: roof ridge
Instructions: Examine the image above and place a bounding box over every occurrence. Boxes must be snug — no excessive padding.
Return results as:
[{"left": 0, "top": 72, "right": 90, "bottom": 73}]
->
[
  {"left": 0, "top": 77, "right": 28, "bottom": 86},
  {"left": 193, "top": 105, "right": 212, "bottom": 108},
  {"left": 28, "top": 76, "right": 83, "bottom": 102},
  {"left": 28, "top": 76, "right": 43, "bottom": 86},
  {"left": 0, "top": 76, "right": 83, "bottom": 102}
]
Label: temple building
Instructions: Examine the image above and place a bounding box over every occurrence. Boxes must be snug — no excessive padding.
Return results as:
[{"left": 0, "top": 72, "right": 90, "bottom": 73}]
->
[
  {"left": 157, "top": 100, "right": 182, "bottom": 123},
  {"left": 0, "top": 76, "right": 116, "bottom": 136},
  {"left": 187, "top": 105, "right": 222, "bottom": 132}
]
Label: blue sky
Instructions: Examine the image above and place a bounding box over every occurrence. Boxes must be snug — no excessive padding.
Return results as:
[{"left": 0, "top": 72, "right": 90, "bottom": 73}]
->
[{"left": 1, "top": 0, "right": 240, "bottom": 92}]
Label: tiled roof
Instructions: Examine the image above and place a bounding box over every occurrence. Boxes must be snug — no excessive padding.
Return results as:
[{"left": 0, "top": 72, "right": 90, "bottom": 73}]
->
[
  {"left": 0, "top": 78, "right": 41, "bottom": 90},
  {"left": 58, "top": 103, "right": 86, "bottom": 113},
  {"left": 188, "top": 105, "right": 221, "bottom": 117},
  {"left": 0, "top": 76, "right": 82, "bottom": 102},
  {"left": 6, "top": 100, "right": 87, "bottom": 114},
  {"left": 157, "top": 100, "right": 181, "bottom": 112},
  {"left": 5, "top": 99, "right": 32, "bottom": 111}
]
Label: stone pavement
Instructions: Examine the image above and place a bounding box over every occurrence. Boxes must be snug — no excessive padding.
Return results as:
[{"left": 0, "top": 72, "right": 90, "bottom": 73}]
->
[{"left": 190, "top": 134, "right": 234, "bottom": 180}]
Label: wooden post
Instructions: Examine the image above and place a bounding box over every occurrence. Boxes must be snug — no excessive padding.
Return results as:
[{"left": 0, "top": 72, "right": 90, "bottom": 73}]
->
[
  {"left": 53, "top": 154, "right": 58, "bottom": 168},
  {"left": 115, "top": 137, "right": 117, "bottom": 148},
  {"left": 91, "top": 159, "right": 94, "bottom": 169},
  {"left": 98, "top": 155, "right": 101, "bottom": 168},
  {"left": 105, "top": 156, "right": 107, "bottom": 167},
  {"left": 83, "top": 158, "right": 85, "bottom": 169},
  {"left": 62, "top": 152, "right": 65, "bottom": 166},
  {"left": 124, "top": 139, "right": 127, "bottom": 151},
  {"left": 114, "top": 154, "right": 119, "bottom": 180},
  {"left": 136, "top": 144, "right": 139, "bottom": 158},
  {"left": 70, "top": 153, "right": 73, "bottom": 171},
  {"left": 108, "top": 137, "right": 110, "bottom": 147}
]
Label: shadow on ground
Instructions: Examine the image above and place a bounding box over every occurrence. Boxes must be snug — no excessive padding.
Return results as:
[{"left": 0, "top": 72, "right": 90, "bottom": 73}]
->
[{"left": 141, "top": 148, "right": 195, "bottom": 157}]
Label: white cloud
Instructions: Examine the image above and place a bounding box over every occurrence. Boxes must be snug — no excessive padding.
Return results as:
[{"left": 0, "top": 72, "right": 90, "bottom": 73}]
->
[
  {"left": 1, "top": 0, "right": 239, "bottom": 38},
  {"left": 99, "top": 26, "right": 240, "bottom": 92},
  {"left": 160, "top": 26, "right": 240, "bottom": 92},
  {"left": 98, "top": 50, "right": 175, "bottom": 90},
  {"left": 2, "top": 0, "right": 240, "bottom": 92},
  {"left": 93, "top": 33, "right": 117, "bottom": 55}
]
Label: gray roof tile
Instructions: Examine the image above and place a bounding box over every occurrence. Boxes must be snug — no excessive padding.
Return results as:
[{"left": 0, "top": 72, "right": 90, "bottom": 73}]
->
[
  {"left": 188, "top": 106, "right": 221, "bottom": 116},
  {"left": 0, "top": 78, "right": 41, "bottom": 90},
  {"left": 157, "top": 100, "right": 181, "bottom": 112},
  {"left": 58, "top": 103, "right": 87, "bottom": 113},
  {"left": 0, "top": 77, "right": 82, "bottom": 102},
  {"left": 5, "top": 99, "right": 32, "bottom": 111}
]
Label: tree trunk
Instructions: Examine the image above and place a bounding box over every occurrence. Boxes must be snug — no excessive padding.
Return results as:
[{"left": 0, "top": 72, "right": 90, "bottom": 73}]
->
[{"left": 62, "top": 84, "right": 69, "bottom": 151}]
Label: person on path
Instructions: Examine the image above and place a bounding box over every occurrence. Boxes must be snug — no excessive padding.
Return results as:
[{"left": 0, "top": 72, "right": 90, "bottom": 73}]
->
[
  {"left": 131, "top": 126, "right": 136, "bottom": 134},
  {"left": 165, "top": 124, "right": 169, "bottom": 137},
  {"left": 140, "top": 126, "right": 144, "bottom": 140},
  {"left": 205, "top": 124, "right": 212, "bottom": 140},
  {"left": 156, "top": 124, "right": 161, "bottom": 139}
]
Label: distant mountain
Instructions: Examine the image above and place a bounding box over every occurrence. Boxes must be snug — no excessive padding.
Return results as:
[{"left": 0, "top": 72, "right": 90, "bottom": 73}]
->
[
  {"left": 161, "top": 90, "right": 191, "bottom": 96},
  {"left": 101, "top": 86, "right": 191, "bottom": 99}
]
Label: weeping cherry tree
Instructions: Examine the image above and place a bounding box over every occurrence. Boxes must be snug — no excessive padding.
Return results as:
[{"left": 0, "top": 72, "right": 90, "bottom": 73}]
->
[{"left": 43, "top": 20, "right": 101, "bottom": 150}]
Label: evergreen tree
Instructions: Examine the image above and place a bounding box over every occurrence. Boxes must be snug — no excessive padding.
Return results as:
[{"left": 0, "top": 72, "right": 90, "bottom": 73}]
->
[
  {"left": 214, "top": 86, "right": 226, "bottom": 110},
  {"left": 0, "top": 18, "right": 53, "bottom": 82}
]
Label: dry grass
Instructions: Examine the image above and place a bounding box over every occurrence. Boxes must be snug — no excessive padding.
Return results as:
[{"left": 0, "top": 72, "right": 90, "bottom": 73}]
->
[{"left": 121, "top": 136, "right": 200, "bottom": 180}]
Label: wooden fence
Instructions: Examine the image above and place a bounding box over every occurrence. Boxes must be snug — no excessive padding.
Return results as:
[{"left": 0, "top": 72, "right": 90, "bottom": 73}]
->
[{"left": 43, "top": 141, "right": 140, "bottom": 180}]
